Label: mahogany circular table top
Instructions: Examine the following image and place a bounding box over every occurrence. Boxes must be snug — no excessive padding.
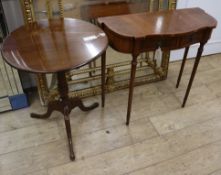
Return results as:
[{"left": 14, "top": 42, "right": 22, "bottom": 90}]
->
[{"left": 1, "top": 18, "right": 108, "bottom": 73}]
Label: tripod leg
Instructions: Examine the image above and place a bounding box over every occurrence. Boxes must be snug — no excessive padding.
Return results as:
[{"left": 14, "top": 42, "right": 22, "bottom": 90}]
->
[{"left": 64, "top": 106, "right": 75, "bottom": 161}]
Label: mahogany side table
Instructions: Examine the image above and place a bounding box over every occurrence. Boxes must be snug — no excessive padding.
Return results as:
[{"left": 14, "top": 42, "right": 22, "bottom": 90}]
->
[
  {"left": 98, "top": 8, "right": 217, "bottom": 125},
  {"left": 1, "top": 18, "right": 108, "bottom": 160}
]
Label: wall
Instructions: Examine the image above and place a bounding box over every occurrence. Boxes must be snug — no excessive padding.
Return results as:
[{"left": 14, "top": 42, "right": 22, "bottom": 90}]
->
[{"left": 170, "top": 0, "right": 221, "bottom": 61}]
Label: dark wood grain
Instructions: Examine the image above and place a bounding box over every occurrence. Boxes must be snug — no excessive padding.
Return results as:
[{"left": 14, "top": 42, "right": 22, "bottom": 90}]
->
[
  {"left": 2, "top": 18, "right": 108, "bottom": 73},
  {"left": 2, "top": 18, "right": 108, "bottom": 161},
  {"left": 98, "top": 8, "right": 216, "bottom": 37},
  {"left": 98, "top": 8, "right": 217, "bottom": 125},
  {"left": 98, "top": 8, "right": 216, "bottom": 54}
]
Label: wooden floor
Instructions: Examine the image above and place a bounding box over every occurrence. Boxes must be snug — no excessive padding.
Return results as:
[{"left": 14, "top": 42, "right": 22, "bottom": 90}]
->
[{"left": 1, "top": 54, "right": 221, "bottom": 175}]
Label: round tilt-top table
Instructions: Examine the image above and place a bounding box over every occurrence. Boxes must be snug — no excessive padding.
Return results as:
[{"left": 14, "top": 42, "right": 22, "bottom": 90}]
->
[{"left": 1, "top": 18, "right": 108, "bottom": 160}]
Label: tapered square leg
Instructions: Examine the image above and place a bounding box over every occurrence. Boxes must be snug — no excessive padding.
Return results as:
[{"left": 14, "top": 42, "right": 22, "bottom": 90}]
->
[
  {"left": 182, "top": 43, "right": 205, "bottom": 107},
  {"left": 126, "top": 54, "right": 138, "bottom": 126},
  {"left": 176, "top": 46, "right": 189, "bottom": 88}
]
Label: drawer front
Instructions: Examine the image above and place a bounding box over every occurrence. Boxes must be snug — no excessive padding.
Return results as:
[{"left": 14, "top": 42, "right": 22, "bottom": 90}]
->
[
  {"left": 160, "top": 29, "right": 211, "bottom": 51},
  {"left": 178, "top": 32, "right": 204, "bottom": 47}
]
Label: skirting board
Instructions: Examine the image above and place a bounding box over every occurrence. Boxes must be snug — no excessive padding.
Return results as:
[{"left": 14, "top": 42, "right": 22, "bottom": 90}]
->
[{"left": 0, "top": 97, "right": 12, "bottom": 112}]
